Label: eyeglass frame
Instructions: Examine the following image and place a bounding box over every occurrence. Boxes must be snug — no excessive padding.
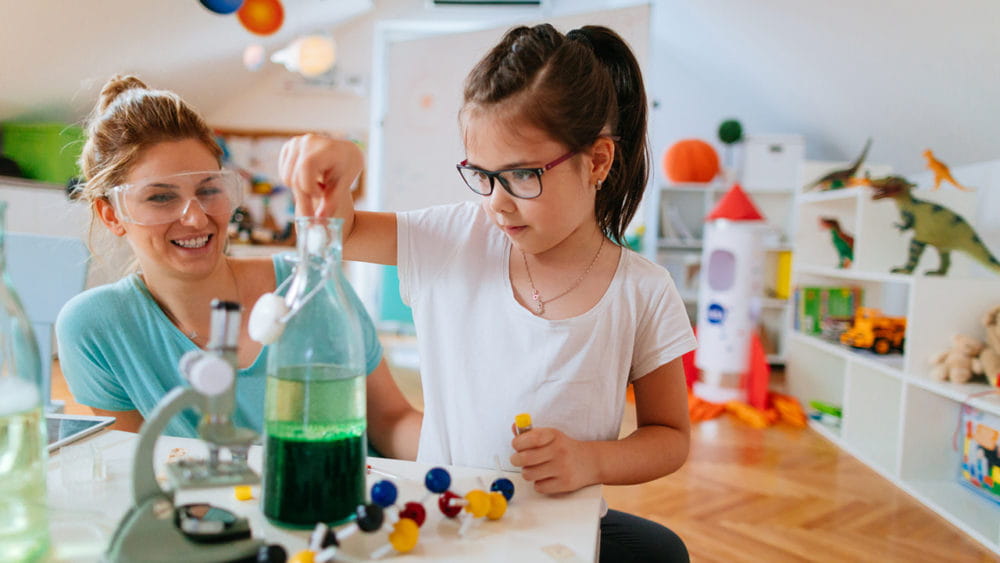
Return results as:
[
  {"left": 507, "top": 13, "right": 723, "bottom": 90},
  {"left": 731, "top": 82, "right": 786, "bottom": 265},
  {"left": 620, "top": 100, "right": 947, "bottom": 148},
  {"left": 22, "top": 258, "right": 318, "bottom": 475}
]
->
[
  {"left": 106, "top": 169, "right": 245, "bottom": 226},
  {"left": 456, "top": 149, "right": 577, "bottom": 200}
]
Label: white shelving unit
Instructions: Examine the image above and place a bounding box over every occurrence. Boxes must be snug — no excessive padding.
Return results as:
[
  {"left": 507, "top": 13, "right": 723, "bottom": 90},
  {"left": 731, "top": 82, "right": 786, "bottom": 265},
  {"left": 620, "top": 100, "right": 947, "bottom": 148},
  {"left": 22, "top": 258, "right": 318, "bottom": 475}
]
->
[
  {"left": 786, "top": 182, "right": 1000, "bottom": 555},
  {"left": 645, "top": 181, "right": 796, "bottom": 364}
]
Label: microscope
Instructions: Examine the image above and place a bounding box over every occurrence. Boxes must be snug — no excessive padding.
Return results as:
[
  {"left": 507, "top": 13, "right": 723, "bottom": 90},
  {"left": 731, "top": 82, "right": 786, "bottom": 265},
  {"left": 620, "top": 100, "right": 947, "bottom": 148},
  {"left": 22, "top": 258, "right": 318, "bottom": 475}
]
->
[{"left": 104, "top": 300, "right": 272, "bottom": 562}]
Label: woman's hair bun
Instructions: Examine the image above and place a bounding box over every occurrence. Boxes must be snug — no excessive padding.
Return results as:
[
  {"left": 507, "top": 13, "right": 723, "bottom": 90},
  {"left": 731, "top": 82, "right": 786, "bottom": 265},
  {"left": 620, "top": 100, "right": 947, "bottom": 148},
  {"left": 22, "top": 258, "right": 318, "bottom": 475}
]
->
[{"left": 97, "top": 75, "right": 148, "bottom": 113}]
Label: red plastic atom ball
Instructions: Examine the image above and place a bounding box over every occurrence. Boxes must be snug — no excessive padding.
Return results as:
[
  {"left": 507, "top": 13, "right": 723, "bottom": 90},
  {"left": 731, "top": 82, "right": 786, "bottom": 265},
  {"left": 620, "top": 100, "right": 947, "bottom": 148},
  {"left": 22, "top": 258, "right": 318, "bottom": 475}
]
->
[
  {"left": 437, "top": 491, "right": 462, "bottom": 518},
  {"left": 399, "top": 502, "right": 427, "bottom": 527}
]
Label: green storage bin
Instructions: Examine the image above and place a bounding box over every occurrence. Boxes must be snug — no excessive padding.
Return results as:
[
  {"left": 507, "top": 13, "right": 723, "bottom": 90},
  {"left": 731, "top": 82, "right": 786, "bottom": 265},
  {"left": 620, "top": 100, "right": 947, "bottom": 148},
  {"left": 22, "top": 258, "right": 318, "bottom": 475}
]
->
[{"left": 1, "top": 122, "right": 85, "bottom": 184}]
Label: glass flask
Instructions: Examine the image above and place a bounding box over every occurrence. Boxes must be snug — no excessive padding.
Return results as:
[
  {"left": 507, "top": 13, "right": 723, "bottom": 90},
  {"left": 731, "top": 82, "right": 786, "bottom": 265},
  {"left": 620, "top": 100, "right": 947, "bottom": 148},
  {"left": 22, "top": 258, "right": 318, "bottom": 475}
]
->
[
  {"left": 0, "top": 201, "right": 49, "bottom": 561},
  {"left": 262, "top": 217, "right": 367, "bottom": 528}
]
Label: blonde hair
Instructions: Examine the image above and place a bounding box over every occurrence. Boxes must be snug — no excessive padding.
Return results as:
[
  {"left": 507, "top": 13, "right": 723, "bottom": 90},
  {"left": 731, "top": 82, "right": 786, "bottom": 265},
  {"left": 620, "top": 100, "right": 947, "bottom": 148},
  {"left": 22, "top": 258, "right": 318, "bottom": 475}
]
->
[{"left": 77, "top": 75, "right": 223, "bottom": 271}]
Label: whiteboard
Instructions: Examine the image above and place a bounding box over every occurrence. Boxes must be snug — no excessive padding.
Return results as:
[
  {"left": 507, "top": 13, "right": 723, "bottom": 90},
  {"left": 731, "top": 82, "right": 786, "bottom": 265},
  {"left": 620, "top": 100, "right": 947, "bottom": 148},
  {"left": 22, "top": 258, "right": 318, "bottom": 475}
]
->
[{"left": 379, "top": 5, "right": 651, "bottom": 213}]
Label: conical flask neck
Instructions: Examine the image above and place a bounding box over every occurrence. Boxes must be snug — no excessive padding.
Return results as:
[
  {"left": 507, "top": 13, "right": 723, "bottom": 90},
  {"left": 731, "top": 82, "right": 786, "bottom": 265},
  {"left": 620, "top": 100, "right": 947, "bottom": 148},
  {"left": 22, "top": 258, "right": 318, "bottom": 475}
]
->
[{"left": 295, "top": 217, "right": 343, "bottom": 268}]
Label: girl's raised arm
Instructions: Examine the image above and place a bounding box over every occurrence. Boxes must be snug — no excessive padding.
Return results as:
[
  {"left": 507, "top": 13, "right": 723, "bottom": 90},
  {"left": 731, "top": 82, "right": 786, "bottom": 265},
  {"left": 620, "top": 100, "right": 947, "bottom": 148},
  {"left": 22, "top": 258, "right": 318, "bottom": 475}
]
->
[{"left": 280, "top": 134, "right": 397, "bottom": 264}]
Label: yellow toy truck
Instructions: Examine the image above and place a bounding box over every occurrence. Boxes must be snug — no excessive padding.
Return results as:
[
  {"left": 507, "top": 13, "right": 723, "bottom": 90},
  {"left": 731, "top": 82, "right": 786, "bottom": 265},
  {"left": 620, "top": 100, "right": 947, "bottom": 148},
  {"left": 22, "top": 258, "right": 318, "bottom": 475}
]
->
[{"left": 839, "top": 307, "right": 907, "bottom": 354}]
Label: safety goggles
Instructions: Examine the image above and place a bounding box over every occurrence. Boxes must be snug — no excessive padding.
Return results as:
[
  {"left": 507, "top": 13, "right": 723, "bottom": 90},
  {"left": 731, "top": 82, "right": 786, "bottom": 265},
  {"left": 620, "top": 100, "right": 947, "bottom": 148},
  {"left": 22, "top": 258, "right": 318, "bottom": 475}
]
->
[{"left": 108, "top": 170, "right": 244, "bottom": 226}]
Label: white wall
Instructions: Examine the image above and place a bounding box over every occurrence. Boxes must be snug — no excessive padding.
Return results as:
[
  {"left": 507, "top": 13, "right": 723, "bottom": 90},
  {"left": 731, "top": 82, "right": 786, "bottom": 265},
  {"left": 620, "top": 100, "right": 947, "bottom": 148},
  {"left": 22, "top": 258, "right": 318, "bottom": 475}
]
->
[{"left": 645, "top": 0, "right": 1000, "bottom": 177}]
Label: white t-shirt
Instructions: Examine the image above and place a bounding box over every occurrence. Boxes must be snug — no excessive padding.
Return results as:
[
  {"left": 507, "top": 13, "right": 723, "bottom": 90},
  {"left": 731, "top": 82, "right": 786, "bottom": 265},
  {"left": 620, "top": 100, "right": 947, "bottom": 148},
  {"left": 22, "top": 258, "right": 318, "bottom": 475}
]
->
[{"left": 397, "top": 202, "right": 696, "bottom": 469}]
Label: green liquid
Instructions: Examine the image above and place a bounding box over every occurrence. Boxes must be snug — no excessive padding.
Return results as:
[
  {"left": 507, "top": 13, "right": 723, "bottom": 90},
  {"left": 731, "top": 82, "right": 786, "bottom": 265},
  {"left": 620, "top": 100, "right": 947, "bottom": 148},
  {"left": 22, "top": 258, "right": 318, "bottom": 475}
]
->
[
  {"left": 263, "top": 429, "right": 365, "bottom": 527},
  {"left": 0, "top": 405, "right": 49, "bottom": 562},
  {"left": 263, "top": 365, "right": 366, "bottom": 527}
]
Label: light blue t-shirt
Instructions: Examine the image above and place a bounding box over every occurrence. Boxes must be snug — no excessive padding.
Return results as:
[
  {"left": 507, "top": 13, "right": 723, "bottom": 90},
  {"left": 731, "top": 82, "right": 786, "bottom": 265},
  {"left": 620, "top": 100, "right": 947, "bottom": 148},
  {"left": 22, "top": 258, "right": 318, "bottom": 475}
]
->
[{"left": 55, "top": 253, "right": 382, "bottom": 438}]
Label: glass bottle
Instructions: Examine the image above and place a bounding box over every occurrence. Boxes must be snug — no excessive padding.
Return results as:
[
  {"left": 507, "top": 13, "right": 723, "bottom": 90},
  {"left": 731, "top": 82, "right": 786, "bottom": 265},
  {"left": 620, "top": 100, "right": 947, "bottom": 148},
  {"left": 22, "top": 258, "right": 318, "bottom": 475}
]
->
[
  {"left": 0, "top": 201, "right": 49, "bottom": 561},
  {"left": 262, "top": 217, "right": 367, "bottom": 528}
]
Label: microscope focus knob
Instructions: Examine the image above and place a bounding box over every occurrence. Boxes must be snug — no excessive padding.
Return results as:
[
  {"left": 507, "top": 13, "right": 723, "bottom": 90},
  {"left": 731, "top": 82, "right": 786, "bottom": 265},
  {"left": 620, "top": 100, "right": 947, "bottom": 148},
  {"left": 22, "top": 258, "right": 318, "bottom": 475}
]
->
[{"left": 188, "top": 355, "right": 235, "bottom": 396}]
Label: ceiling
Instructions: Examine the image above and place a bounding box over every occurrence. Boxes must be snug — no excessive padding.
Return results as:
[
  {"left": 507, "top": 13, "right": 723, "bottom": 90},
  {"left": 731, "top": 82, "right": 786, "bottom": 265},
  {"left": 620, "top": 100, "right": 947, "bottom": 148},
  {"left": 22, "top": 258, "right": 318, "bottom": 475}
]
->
[
  {"left": 1, "top": 0, "right": 373, "bottom": 123},
  {"left": 4, "top": 1, "right": 1000, "bottom": 175}
]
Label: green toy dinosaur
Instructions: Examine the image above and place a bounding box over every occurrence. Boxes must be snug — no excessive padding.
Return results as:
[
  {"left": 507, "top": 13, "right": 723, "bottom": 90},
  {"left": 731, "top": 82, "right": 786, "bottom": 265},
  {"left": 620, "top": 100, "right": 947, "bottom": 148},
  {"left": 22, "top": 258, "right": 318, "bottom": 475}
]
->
[
  {"left": 865, "top": 175, "right": 1000, "bottom": 276},
  {"left": 819, "top": 216, "right": 854, "bottom": 268}
]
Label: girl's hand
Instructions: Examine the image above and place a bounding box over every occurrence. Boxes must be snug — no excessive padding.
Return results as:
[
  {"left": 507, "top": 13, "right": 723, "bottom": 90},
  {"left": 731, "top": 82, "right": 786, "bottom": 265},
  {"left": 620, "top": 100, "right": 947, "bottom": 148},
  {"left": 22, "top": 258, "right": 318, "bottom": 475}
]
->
[
  {"left": 510, "top": 427, "right": 599, "bottom": 494},
  {"left": 278, "top": 134, "right": 364, "bottom": 220}
]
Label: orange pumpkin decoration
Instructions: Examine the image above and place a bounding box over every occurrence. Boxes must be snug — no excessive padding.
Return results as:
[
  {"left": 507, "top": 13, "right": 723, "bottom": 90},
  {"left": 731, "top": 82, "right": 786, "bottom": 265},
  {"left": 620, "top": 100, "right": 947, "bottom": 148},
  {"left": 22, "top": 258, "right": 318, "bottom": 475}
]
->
[{"left": 663, "top": 139, "right": 720, "bottom": 183}]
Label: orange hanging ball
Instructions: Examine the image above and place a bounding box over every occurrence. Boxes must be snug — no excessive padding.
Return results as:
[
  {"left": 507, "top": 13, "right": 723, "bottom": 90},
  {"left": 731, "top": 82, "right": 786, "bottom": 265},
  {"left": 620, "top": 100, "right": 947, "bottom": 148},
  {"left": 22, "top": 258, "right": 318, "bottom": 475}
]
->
[
  {"left": 663, "top": 139, "right": 720, "bottom": 183},
  {"left": 237, "top": 0, "right": 284, "bottom": 36}
]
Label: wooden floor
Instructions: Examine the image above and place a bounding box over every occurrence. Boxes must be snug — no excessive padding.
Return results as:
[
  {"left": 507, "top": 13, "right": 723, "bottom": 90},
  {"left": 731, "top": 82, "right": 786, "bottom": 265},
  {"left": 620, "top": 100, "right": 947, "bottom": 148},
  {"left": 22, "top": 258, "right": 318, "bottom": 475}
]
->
[
  {"left": 608, "top": 403, "right": 998, "bottom": 562},
  {"left": 51, "top": 361, "right": 998, "bottom": 561}
]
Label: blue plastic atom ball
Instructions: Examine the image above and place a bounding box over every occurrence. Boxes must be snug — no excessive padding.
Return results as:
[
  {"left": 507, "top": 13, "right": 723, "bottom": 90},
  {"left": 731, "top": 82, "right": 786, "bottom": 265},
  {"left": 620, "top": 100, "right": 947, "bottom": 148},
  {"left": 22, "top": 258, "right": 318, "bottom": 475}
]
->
[
  {"left": 370, "top": 480, "right": 398, "bottom": 507},
  {"left": 424, "top": 467, "right": 452, "bottom": 493},
  {"left": 490, "top": 477, "right": 515, "bottom": 501}
]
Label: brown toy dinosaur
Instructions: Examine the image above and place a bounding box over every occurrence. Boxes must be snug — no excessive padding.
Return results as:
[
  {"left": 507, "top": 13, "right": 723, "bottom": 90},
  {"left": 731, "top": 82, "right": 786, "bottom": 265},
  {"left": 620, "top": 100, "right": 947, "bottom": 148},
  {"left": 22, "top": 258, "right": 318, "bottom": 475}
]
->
[
  {"left": 860, "top": 174, "right": 1000, "bottom": 275},
  {"left": 805, "top": 138, "right": 871, "bottom": 191},
  {"left": 923, "top": 149, "right": 973, "bottom": 191}
]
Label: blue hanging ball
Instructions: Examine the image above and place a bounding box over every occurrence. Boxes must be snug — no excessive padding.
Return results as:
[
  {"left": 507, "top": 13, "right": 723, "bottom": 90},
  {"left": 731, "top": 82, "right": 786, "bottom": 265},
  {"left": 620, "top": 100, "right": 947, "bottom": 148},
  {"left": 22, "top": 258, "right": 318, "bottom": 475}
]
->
[
  {"left": 370, "top": 480, "right": 398, "bottom": 507},
  {"left": 424, "top": 467, "right": 451, "bottom": 493},
  {"left": 490, "top": 477, "right": 515, "bottom": 501},
  {"left": 199, "top": 0, "right": 244, "bottom": 15}
]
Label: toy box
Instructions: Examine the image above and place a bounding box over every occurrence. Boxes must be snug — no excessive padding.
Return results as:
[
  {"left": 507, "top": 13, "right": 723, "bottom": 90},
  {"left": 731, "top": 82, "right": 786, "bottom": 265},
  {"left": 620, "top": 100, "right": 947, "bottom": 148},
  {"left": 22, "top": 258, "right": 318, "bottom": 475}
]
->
[
  {"left": 795, "top": 286, "right": 863, "bottom": 335},
  {"left": 741, "top": 134, "right": 804, "bottom": 191},
  {"left": 0, "top": 122, "right": 84, "bottom": 184},
  {"left": 959, "top": 404, "right": 1000, "bottom": 505}
]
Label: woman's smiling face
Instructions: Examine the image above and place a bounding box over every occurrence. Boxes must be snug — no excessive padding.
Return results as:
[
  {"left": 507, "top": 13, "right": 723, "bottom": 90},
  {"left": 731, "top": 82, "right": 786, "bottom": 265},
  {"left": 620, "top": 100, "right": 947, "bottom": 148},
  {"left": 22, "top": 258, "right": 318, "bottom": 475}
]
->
[{"left": 109, "top": 138, "right": 231, "bottom": 279}]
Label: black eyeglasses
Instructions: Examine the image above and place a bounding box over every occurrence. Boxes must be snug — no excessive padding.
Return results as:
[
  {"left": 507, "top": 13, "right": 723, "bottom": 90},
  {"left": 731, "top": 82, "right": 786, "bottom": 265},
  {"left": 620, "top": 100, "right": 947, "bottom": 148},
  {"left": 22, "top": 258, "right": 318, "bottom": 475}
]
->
[{"left": 457, "top": 150, "right": 576, "bottom": 199}]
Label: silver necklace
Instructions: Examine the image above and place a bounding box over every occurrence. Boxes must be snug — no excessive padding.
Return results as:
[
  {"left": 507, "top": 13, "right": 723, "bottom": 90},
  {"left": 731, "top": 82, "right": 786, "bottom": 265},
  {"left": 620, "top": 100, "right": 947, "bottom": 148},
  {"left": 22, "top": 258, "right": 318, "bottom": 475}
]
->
[
  {"left": 521, "top": 236, "right": 605, "bottom": 316},
  {"left": 155, "top": 260, "right": 242, "bottom": 344}
]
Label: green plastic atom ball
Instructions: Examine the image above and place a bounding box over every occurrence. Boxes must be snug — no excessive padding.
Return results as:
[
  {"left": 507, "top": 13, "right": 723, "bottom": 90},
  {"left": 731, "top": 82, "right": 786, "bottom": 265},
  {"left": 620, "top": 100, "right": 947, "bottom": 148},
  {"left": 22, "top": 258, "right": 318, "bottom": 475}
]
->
[{"left": 718, "top": 119, "right": 744, "bottom": 145}]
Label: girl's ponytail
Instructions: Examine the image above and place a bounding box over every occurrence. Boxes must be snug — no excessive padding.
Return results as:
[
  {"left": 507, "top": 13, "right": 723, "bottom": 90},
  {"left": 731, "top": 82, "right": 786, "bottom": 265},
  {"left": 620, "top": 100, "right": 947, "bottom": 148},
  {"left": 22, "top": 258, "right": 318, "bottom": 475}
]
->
[{"left": 570, "top": 26, "right": 649, "bottom": 243}]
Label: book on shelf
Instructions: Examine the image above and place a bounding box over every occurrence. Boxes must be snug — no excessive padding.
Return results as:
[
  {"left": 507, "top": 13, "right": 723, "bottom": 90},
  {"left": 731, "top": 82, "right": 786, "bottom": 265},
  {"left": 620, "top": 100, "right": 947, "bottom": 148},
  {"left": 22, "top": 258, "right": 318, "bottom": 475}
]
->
[
  {"left": 795, "top": 285, "right": 863, "bottom": 337},
  {"left": 659, "top": 201, "right": 696, "bottom": 244}
]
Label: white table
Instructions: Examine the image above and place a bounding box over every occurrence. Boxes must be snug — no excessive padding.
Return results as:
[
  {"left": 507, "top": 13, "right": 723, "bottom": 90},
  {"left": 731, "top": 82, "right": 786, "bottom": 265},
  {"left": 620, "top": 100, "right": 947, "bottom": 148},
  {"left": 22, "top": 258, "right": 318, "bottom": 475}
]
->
[{"left": 45, "top": 430, "right": 601, "bottom": 562}]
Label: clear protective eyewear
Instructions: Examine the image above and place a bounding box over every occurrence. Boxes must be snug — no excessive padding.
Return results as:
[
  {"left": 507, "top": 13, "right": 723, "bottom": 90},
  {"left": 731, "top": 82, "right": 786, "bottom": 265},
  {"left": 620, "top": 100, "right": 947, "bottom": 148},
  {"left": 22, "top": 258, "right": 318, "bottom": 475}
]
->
[
  {"left": 457, "top": 150, "right": 577, "bottom": 199},
  {"left": 108, "top": 169, "right": 244, "bottom": 226}
]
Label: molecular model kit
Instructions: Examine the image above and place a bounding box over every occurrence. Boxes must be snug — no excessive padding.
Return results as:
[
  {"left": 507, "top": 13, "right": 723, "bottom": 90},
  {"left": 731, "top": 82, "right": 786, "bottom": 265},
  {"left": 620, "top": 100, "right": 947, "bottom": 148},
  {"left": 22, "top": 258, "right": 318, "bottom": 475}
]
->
[{"left": 275, "top": 466, "right": 517, "bottom": 562}]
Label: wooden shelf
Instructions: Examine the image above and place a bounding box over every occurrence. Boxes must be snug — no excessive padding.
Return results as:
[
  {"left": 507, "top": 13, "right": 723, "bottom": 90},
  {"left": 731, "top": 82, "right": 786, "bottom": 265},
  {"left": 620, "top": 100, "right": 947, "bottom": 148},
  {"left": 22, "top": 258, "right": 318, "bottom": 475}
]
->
[
  {"left": 788, "top": 331, "right": 904, "bottom": 378},
  {"left": 787, "top": 162, "right": 1000, "bottom": 557}
]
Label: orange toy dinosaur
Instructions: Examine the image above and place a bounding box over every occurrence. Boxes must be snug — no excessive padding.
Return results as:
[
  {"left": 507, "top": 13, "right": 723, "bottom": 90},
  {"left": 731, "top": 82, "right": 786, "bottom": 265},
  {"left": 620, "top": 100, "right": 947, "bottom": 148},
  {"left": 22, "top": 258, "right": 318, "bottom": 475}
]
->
[{"left": 923, "top": 149, "right": 974, "bottom": 191}]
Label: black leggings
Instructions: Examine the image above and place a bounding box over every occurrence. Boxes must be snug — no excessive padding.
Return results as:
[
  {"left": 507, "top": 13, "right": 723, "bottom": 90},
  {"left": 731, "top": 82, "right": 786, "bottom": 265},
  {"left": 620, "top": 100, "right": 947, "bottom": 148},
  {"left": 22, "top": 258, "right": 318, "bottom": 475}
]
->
[{"left": 600, "top": 509, "right": 689, "bottom": 563}]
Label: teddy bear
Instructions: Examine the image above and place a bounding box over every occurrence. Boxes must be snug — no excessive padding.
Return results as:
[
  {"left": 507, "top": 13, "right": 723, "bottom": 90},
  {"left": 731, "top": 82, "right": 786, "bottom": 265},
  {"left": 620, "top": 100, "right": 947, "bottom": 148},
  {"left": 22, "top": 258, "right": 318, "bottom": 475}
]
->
[
  {"left": 974, "top": 305, "right": 1000, "bottom": 386},
  {"left": 930, "top": 333, "right": 986, "bottom": 384}
]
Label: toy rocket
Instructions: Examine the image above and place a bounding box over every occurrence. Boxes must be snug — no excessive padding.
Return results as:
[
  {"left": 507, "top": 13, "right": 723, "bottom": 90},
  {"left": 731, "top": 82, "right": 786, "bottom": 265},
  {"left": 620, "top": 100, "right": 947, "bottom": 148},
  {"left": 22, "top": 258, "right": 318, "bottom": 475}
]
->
[{"left": 694, "top": 184, "right": 767, "bottom": 403}]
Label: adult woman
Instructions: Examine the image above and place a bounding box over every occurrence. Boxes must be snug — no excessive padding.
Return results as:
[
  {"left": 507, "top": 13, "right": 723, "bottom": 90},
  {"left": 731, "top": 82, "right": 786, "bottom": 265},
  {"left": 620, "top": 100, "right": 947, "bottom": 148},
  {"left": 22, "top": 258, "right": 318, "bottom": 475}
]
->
[{"left": 55, "top": 75, "right": 421, "bottom": 459}]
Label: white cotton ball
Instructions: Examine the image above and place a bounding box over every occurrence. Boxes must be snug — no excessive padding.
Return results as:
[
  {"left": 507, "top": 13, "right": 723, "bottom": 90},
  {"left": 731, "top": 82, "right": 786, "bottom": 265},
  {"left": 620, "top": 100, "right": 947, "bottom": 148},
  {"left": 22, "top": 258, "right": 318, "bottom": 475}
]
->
[
  {"left": 306, "top": 224, "right": 327, "bottom": 255},
  {"left": 187, "top": 356, "right": 234, "bottom": 396},
  {"left": 249, "top": 292, "right": 289, "bottom": 345}
]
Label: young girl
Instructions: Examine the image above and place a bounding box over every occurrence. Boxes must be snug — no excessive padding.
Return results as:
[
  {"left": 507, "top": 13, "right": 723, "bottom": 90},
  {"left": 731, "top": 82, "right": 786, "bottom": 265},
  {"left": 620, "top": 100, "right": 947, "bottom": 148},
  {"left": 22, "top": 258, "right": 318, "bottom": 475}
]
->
[
  {"left": 281, "top": 25, "right": 695, "bottom": 560},
  {"left": 55, "top": 75, "right": 422, "bottom": 459}
]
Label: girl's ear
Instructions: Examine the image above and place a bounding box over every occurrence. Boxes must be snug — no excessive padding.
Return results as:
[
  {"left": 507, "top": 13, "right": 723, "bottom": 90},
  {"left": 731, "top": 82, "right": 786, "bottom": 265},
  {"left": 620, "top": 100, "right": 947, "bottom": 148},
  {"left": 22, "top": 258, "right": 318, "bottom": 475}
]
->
[
  {"left": 588, "top": 136, "right": 615, "bottom": 185},
  {"left": 95, "top": 198, "right": 126, "bottom": 236}
]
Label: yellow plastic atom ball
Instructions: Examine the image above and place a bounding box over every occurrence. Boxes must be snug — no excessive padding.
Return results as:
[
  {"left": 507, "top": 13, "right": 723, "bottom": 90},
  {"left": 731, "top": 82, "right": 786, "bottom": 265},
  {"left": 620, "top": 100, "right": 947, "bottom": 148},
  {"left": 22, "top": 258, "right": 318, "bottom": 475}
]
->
[
  {"left": 289, "top": 549, "right": 315, "bottom": 563},
  {"left": 389, "top": 517, "right": 420, "bottom": 553},
  {"left": 464, "top": 489, "right": 491, "bottom": 518},
  {"left": 514, "top": 412, "right": 533, "bottom": 432},
  {"left": 233, "top": 485, "right": 253, "bottom": 501},
  {"left": 486, "top": 491, "right": 508, "bottom": 520}
]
